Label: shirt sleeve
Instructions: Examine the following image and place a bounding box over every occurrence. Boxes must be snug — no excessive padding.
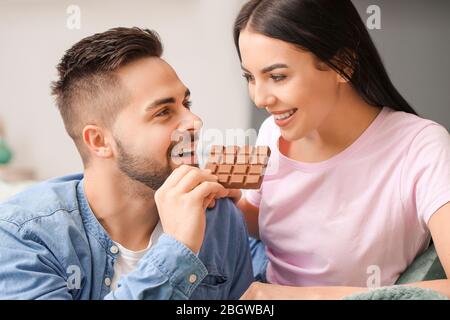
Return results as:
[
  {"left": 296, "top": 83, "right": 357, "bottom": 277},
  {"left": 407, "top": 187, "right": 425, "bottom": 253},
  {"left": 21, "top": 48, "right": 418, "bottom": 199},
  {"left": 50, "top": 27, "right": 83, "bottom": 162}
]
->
[
  {"left": 105, "top": 234, "right": 208, "bottom": 300},
  {"left": 0, "top": 220, "right": 73, "bottom": 300},
  {"left": 245, "top": 116, "right": 276, "bottom": 208},
  {"left": 0, "top": 219, "right": 208, "bottom": 300},
  {"left": 401, "top": 123, "right": 450, "bottom": 228}
]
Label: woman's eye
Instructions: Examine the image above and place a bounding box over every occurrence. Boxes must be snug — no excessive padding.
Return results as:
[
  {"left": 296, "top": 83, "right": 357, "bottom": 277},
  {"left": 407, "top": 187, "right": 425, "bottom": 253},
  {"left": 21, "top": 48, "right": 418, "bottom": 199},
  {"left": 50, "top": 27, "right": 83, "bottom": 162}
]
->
[
  {"left": 242, "top": 73, "right": 254, "bottom": 83},
  {"left": 183, "top": 100, "right": 192, "bottom": 109},
  {"left": 271, "top": 74, "right": 287, "bottom": 82}
]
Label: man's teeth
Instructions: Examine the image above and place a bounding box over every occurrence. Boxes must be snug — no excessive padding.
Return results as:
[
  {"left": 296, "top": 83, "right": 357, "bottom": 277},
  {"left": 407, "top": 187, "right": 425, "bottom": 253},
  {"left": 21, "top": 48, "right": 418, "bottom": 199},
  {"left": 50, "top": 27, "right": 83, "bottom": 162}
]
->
[
  {"left": 274, "top": 109, "right": 297, "bottom": 121},
  {"left": 178, "top": 149, "right": 195, "bottom": 157}
]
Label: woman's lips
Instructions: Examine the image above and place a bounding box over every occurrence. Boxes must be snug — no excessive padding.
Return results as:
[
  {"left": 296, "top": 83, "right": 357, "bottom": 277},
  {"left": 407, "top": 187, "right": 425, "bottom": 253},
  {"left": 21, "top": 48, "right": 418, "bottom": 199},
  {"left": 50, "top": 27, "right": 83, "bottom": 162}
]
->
[{"left": 271, "top": 108, "right": 298, "bottom": 127}]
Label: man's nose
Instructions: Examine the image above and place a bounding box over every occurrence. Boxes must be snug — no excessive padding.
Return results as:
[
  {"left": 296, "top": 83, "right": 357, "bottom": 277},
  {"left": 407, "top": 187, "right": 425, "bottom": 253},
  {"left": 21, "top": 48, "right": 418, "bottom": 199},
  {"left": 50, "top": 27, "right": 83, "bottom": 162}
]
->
[
  {"left": 178, "top": 109, "right": 203, "bottom": 133},
  {"left": 253, "top": 83, "right": 276, "bottom": 109}
]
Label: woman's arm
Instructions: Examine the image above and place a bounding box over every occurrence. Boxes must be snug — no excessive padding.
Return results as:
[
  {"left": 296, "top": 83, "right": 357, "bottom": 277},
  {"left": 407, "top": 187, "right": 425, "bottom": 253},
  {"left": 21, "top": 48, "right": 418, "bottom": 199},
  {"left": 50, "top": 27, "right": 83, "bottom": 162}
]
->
[
  {"left": 428, "top": 202, "right": 450, "bottom": 277},
  {"left": 237, "top": 198, "right": 260, "bottom": 239},
  {"left": 218, "top": 188, "right": 260, "bottom": 238},
  {"left": 240, "top": 280, "right": 450, "bottom": 300},
  {"left": 241, "top": 202, "right": 450, "bottom": 300}
]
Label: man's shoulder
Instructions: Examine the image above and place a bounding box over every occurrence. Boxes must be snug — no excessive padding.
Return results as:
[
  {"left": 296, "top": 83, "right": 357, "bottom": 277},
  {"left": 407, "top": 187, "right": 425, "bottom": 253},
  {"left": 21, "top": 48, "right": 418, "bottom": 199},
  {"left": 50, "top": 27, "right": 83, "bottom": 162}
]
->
[{"left": 0, "top": 173, "right": 83, "bottom": 227}]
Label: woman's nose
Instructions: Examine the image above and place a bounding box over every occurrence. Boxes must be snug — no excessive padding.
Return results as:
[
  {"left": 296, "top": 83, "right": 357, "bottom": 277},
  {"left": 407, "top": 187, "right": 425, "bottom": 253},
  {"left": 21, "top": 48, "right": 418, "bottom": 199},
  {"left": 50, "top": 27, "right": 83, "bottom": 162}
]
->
[{"left": 253, "top": 84, "right": 276, "bottom": 109}]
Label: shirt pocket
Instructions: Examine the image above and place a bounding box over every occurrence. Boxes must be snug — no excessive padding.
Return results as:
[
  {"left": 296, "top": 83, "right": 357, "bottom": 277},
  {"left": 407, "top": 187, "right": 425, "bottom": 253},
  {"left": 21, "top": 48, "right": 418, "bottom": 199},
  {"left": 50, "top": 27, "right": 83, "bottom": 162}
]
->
[{"left": 191, "top": 264, "right": 229, "bottom": 300}]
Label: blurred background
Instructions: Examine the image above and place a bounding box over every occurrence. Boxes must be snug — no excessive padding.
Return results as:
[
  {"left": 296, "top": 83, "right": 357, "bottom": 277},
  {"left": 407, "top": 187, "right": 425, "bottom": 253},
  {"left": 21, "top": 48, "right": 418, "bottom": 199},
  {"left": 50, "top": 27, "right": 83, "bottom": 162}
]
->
[{"left": 0, "top": 0, "right": 449, "bottom": 189}]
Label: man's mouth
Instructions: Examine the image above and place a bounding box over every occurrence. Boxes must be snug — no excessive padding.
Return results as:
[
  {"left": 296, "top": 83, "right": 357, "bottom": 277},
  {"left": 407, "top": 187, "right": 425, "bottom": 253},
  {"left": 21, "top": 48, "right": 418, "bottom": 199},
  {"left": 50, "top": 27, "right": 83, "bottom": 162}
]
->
[
  {"left": 171, "top": 143, "right": 198, "bottom": 166},
  {"left": 177, "top": 147, "right": 196, "bottom": 158}
]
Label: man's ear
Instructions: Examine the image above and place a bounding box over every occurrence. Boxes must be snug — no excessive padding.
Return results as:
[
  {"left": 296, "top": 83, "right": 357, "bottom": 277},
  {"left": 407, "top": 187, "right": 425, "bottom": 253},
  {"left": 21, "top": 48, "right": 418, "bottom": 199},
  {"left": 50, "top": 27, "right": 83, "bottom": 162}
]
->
[{"left": 82, "top": 125, "right": 113, "bottom": 159}]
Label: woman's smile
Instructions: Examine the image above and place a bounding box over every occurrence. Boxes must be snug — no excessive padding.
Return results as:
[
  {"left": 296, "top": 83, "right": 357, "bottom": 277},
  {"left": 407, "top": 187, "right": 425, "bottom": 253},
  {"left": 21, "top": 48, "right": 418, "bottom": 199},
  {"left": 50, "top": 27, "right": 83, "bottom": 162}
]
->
[{"left": 269, "top": 108, "right": 298, "bottom": 127}]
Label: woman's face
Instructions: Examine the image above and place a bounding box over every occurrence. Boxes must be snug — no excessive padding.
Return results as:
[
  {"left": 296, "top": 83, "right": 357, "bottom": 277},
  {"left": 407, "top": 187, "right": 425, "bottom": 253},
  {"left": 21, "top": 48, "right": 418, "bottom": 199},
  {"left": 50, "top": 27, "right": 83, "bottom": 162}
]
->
[{"left": 239, "top": 28, "right": 344, "bottom": 142}]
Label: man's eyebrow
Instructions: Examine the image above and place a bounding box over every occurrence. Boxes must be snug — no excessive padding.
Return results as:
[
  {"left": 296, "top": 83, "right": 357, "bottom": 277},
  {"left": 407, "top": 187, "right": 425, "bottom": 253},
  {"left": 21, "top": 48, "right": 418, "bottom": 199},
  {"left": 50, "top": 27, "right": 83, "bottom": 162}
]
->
[
  {"left": 241, "top": 64, "right": 289, "bottom": 74},
  {"left": 146, "top": 88, "right": 191, "bottom": 111}
]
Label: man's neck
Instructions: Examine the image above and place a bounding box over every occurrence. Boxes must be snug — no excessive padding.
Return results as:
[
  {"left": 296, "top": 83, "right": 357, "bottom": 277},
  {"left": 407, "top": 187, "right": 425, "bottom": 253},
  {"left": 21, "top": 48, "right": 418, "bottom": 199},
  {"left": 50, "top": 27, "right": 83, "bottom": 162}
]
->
[{"left": 83, "top": 167, "right": 159, "bottom": 251}]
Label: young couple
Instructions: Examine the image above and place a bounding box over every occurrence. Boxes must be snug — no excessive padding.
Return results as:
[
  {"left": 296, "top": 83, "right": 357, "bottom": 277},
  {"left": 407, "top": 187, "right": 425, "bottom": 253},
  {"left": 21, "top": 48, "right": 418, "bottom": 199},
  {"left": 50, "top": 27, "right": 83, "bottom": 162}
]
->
[{"left": 1, "top": 0, "right": 449, "bottom": 300}]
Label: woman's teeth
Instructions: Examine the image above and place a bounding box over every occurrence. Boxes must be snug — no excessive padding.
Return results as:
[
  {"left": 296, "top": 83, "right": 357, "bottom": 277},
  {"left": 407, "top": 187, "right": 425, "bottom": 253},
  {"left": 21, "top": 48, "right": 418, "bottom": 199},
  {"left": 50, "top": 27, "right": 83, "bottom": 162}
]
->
[{"left": 274, "top": 109, "right": 297, "bottom": 120}]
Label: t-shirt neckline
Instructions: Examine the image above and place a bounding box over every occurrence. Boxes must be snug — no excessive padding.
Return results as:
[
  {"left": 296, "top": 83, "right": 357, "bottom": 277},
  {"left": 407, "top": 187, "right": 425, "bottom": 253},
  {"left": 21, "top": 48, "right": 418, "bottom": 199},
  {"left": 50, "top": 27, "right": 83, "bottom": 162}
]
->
[{"left": 274, "top": 107, "right": 388, "bottom": 172}]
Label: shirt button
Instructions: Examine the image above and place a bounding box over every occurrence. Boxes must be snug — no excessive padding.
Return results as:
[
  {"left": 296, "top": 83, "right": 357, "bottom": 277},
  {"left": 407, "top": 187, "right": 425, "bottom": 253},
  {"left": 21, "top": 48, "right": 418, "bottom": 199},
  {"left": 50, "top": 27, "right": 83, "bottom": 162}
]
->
[
  {"left": 110, "top": 245, "right": 119, "bottom": 254},
  {"left": 188, "top": 274, "right": 197, "bottom": 284},
  {"left": 104, "top": 277, "right": 111, "bottom": 287}
]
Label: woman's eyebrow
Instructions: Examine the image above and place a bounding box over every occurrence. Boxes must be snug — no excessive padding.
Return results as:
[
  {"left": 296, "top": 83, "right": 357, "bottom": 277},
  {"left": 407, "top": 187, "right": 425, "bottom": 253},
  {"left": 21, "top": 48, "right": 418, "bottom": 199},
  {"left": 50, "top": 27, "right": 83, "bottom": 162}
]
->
[
  {"left": 241, "top": 64, "right": 289, "bottom": 74},
  {"left": 241, "top": 65, "right": 251, "bottom": 73},
  {"left": 261, "top": 63, "right": 288, "bottom": 73}
]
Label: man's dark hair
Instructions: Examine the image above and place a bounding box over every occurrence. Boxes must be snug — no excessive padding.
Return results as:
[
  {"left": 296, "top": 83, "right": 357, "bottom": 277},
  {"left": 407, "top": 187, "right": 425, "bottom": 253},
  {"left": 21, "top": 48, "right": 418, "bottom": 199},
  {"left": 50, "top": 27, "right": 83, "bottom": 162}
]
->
[{"left": 51, "top": 27, "right": 163, "bottom": 165}]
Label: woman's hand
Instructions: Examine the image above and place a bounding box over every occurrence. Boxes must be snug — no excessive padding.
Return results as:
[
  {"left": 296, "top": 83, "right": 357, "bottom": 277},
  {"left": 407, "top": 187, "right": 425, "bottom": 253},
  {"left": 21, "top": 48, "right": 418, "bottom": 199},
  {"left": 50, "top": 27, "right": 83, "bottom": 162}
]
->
[
  {"left": 240, "top": 282, "right": 368, "bottom": 300},
  {"left": 240, "top": 282, "right": 310, "bottom": 300}
]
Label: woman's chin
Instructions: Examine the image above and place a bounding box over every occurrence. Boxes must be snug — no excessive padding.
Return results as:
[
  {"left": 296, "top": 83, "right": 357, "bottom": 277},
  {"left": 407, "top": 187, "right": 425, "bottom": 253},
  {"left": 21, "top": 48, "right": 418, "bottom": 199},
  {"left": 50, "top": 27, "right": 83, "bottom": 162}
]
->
[{"left": 280, "top": 127, "right": 305, "bottom": 142}]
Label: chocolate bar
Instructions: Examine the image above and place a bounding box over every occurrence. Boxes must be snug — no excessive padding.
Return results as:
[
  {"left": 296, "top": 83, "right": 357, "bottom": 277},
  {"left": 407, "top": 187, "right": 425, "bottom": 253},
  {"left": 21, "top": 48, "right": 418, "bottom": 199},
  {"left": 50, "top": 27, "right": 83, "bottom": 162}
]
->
[{"left": 205, "top": 145, "right": 271, "bottom": 189}]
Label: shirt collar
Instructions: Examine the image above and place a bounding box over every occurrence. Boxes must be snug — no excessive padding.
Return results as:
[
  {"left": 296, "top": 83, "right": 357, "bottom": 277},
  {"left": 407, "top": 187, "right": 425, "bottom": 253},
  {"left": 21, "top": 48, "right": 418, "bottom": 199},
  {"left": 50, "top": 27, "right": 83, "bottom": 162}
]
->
[{"left": 76, "top": 178, "right": 116, "bottom": 255}]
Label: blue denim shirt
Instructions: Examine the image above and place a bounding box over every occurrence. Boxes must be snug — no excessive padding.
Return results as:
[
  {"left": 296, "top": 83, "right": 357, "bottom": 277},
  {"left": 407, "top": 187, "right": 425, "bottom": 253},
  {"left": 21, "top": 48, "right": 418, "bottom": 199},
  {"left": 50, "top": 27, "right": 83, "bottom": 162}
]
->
[{"left": 0, "top": 174, "right": 253, "bottom": 300}]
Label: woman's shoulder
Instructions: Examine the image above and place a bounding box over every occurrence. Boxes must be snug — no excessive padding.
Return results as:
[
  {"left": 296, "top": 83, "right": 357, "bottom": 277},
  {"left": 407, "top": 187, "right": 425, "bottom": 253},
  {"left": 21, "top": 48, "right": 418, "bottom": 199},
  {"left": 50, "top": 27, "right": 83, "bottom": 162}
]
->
[{"left": 381, "top": 107, "right": 449, "bottom": 144}]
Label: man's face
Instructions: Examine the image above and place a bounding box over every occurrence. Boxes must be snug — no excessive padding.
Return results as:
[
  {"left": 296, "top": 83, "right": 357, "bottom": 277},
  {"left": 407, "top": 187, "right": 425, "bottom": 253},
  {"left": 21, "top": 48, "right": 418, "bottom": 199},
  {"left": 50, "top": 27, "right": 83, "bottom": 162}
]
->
[{"left": 111, "top": 57, "right": 202, "bottom": 190}]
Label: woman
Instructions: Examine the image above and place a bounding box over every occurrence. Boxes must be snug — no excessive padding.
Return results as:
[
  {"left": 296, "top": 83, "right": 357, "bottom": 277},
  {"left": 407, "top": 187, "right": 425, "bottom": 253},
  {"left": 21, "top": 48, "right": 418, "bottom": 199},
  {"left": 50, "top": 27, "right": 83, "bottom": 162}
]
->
[{"left": 233, "top": 0, "right": 450, "bottom": 299}]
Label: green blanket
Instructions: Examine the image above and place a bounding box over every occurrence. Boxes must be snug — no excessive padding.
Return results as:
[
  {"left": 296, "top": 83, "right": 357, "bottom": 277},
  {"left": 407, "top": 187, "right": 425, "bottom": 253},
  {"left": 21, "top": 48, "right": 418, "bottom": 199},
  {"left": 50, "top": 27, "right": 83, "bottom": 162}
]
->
[
  {"left": 344, "top": 286, "right": 447, "bottom": 300},
  {"left": 344, "top": 243, "right": 447, "bottom": 300},
  {"left": 396, "top": 243, "right": 446, "bottom": 284}
]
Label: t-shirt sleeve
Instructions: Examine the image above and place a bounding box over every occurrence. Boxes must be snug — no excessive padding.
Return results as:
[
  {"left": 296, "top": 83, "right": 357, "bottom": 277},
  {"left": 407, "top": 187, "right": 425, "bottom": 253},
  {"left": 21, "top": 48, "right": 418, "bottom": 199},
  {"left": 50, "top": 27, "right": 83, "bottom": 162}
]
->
[
  {"left": 245, "top": 116, "right": 275, "bottom": 208},
  {"left": 401, "top": 123, "right": 450, "bottom": 227}
]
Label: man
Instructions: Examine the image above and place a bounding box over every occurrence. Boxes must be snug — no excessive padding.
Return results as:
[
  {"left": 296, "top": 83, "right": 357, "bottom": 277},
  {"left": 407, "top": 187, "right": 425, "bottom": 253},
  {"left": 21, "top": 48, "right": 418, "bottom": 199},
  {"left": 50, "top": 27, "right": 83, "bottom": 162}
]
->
[{"left": 0, "top": 27, "right": 253, "bottom": 299}]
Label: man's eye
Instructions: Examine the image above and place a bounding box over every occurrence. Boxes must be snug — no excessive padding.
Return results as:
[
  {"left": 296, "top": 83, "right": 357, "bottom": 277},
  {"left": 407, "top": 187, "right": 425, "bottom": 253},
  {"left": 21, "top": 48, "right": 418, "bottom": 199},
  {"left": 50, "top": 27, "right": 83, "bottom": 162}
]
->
[
  {"left": 155, "top": 108, "right": 171, "bottom": 117},
  {"left": 271, "top": 74, "right": 287, "bottom": 82},
  {"left": 242, "top": 73, "right": 254, "bottom": 83}
]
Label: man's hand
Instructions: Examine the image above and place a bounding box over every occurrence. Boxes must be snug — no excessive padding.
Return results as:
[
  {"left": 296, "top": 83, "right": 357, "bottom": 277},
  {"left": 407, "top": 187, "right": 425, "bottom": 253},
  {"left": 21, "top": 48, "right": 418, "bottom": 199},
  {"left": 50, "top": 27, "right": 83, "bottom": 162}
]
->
[{"left": 155, "top": 165, "right": 228, "bottom": 254}]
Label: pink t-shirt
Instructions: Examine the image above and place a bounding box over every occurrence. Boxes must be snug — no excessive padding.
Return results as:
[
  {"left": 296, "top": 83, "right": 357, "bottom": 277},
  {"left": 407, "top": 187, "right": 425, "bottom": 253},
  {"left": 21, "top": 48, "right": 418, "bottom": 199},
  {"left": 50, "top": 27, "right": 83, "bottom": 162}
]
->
[{"left": 246, "top": 107, "right": 450, "bottom": 287}]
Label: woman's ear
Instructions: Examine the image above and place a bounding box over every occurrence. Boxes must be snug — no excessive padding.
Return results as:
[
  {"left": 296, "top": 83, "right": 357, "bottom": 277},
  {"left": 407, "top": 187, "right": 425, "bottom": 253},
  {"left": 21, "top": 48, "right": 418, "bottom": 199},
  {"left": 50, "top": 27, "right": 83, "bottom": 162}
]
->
[
  {"left": 313, "top": 52, "right": 355, "bottom": 84},
  {"left": 333, "top": 49, "right": 357, "bottom": 84},
  {"left": 82, "top": 125, "right": 113, "bottom": 159}
]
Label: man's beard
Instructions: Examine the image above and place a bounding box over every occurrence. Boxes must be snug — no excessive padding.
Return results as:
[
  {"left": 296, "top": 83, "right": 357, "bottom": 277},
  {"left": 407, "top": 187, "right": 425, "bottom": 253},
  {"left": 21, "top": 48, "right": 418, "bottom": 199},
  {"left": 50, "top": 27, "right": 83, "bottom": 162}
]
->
[{"left": 115, "top": 138, "right": 173, "bottom": 190}]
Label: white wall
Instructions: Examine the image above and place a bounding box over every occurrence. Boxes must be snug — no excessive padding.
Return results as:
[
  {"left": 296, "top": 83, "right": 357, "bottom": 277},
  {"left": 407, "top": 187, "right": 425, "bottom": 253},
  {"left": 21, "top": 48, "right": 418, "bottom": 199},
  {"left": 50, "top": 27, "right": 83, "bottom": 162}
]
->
[
  {"left": 0, "top": 0, "right": 250, "bottom": 180},
  {"left": 352, "top": 0, "right": 450, "bottom": 130}
]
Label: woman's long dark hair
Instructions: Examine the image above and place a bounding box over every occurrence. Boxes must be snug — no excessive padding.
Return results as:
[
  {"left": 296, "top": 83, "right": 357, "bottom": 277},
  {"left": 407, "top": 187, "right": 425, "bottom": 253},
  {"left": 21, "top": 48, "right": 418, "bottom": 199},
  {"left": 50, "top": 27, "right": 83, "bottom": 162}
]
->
[{"left": 234, "top": 0, "right": 418, "bottom": 115}]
